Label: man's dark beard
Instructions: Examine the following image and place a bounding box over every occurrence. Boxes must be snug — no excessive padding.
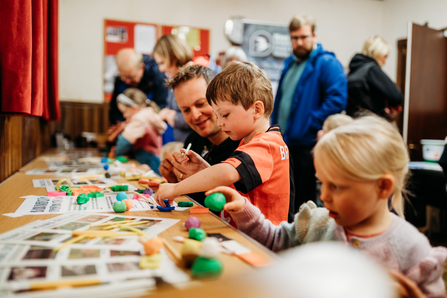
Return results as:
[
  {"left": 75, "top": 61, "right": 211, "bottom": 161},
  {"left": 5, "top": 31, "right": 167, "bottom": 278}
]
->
[{"left": 293, "top": 48, "right": 312, "bottom": 60}]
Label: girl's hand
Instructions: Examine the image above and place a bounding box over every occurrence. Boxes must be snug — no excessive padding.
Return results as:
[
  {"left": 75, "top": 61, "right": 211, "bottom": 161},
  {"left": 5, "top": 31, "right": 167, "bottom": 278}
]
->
[
  {"left": 154, "top": 183, "right": 178, "bottom": 206},
  {"left": 389, "top": 270, "right": 426, "bottom": 298},
  {"left": 205, "top": 186, "right": 246, "bottom": 212}
]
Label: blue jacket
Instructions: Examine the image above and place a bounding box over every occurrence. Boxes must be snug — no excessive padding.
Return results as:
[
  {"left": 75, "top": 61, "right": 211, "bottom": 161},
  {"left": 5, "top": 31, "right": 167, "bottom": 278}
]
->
[{"left": 272, "top": 44, "right": 347, "bottom": 146}]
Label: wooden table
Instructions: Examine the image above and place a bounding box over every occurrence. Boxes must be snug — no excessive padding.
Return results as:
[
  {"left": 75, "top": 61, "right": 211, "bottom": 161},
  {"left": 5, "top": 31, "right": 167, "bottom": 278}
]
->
[{"left": 0, "top": 149, "right": 276, "bottom": 296}]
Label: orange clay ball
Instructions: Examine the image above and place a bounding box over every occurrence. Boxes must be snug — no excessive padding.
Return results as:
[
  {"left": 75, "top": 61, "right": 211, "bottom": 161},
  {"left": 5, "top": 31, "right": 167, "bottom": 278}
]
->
[
  {"left": 138, "top": 178, "right": 150, "bottom": 185},
  {"left": 122, "top": 199, "right": 133, "bottom": 211},
  {"left": 139, "top": 237, "right": 164, "bottom": 256}
]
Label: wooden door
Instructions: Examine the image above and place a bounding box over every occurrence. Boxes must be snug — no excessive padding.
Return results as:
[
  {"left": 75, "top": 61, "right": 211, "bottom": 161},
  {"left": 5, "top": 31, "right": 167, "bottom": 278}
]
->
[{"left": 403, "top": 23, "right": 447, "bottom": 161}]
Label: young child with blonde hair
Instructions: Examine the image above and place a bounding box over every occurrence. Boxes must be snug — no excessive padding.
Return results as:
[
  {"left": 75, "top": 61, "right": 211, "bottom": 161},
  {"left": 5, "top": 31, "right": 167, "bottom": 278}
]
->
[
  {"left": 317, "top": 113, "right": 353, "bottom": 141},
  {"left": 206, "top": 115, "right": 447, "bottom": 297},
  {"left": 113, "top": 88, "right": 166, "bottom": 174},
  {"left": 155, "top": 62, "right": 291, "bottom": 225}
]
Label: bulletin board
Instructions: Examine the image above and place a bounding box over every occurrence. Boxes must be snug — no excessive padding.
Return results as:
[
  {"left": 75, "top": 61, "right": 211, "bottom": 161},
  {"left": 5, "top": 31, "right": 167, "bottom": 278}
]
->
[
  {"left": 103, "top": 19, "right": 158, "bottom": 102},
  {"left": 161, "top": 25, "right": 210, "bottom": 58}
]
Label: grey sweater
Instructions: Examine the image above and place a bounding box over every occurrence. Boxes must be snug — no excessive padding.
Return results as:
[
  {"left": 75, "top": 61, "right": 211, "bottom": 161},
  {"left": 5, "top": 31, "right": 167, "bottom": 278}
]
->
[{"left": 230, "top": 200, "right": 447, "bottom": 298}]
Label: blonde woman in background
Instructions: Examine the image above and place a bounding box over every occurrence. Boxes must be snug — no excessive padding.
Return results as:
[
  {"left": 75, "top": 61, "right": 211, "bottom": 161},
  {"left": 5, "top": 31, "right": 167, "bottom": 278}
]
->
[{"left": 346, "top": 36, "right": 403, "bottom": 121}]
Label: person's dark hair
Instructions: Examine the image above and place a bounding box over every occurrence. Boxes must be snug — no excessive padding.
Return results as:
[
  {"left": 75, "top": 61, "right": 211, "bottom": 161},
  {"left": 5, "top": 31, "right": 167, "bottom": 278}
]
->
[{"left": 166, "top": 64, "right": 216, "bottom": 89}]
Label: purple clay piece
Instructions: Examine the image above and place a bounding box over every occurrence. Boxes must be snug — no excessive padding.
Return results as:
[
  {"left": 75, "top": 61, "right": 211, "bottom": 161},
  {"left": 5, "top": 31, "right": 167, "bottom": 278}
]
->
[
  {"left": 143, "top": 188, "right": 153, "bottom": 195},
  {"left": 184, "top": 216, "right": 201, "bottom": 231}
]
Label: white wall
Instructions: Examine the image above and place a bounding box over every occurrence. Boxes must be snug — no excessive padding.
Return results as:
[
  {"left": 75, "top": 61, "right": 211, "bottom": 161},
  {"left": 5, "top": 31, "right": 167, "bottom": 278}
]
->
[
  {"left": 382, "top": 0, "right": 447, "bottom": 81},
  {"left": 59, "top": 0, "right": 384, "bottom": 102}
]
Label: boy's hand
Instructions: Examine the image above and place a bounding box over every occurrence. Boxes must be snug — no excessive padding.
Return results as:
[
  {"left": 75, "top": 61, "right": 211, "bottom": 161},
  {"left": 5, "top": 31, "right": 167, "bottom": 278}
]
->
[
  {"left": 205, "top": 186, "right": 246, "bottom": 212},
  {"left": 154, "top": 183, "right": 177, "bottom": 206}
]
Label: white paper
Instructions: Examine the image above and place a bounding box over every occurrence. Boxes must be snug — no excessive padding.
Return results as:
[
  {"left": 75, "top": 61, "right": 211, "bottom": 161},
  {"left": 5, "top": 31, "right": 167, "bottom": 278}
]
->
[
  {"left": 221, "top": 240, "right": 251, "bottom": 255},
  {"left": 134, "top": 25, "right": 156, "bottom": 54},
  {"left": 13, "top": 194, "right": 154, "bottom": 215}
]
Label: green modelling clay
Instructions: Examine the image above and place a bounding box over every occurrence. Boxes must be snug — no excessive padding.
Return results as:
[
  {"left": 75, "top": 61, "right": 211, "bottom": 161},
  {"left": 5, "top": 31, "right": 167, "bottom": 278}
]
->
[
  {"left": 113, "top": 201, "right": 127, "bottom": 213},
  {"left": 178, "top": 201, "right": 194, "bottom": 207},
  {"left": 111, "top": 185, "right": 128, "bottom": 192},
  {"left": 60, "top": 185, "right": 70, "bottom": 192},
  {"left": 66, "top": 190, "right": 73, "bottom": 196},
  {"left": 88, "top": 192, "right": 104, "bottom": 198},
  {"left": 189, "top": 228, "right": 206, "bottom": 241},
  {"left": 191, "top": 257, "right": 223, "bottom": 279},
  {"left": 116, "top": 156, "right": 129, "bottom": 163},
  {"left": 204, "top": 192, "right": 226, "bottom": 212},
  {"left": 76, "top": 194, "right": 89, "bottom": 205}
]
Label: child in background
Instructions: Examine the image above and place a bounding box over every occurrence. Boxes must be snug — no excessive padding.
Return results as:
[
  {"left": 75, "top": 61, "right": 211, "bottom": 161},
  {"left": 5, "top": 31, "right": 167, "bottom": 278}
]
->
[
  {"left": 155, "top": 62, "right": 291, "bottom": 225},
  {"left": 316, "top": 113, "right": 353, "bottom": 141},
  {"left": 206, "top": 115, "right": 447, "bottom": 297},
  {"left": 114, "top": 88, "right": 167, "bottom": 175}
]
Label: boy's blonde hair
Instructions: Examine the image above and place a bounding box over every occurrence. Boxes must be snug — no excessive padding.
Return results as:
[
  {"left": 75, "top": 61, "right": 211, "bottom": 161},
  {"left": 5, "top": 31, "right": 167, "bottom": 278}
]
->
[
  {"left": 315, "top": 115, "right": 409, "bottom": 217},
  {"left": 323, "top": 114, "right": 353, "bottom": 132},
  {"left": 153, "top": 34, "right": 192, "bottom": 68},
  {"left": 362, "top": 36, "right": 390, "bottom": 61},
  {"left": 122, "top": 88, "right": 160, "bottom": 113},
  {"left": 206, "top": 61, "right": 274, "bottom": 117}
]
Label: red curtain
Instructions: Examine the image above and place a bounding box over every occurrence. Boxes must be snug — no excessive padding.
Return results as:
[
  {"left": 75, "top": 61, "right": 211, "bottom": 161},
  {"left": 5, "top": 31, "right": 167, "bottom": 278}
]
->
[{"left": 0, "top": 0, "right": 60, "bottom": 121}]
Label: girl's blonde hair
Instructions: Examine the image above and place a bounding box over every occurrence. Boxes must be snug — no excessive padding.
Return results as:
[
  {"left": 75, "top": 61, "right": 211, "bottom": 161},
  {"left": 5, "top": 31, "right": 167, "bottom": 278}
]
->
[
  {"left": 315, "top": 115, "right": 409, "bottom": 217},
  {"left": 362, "top": 36, "right": 390, "bottom": 61},
  {"left": 122, "top": 88, "right": 160, "bottom": 113},
  {"left": 153, "top": 34, "right": 192, "bottom": 68},
  {"left": 323, "top": 114, "right": 353, "bottom": 132}
]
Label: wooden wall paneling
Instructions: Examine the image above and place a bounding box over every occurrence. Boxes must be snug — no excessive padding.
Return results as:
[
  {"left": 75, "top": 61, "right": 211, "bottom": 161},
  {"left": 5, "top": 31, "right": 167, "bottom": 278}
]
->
[
  {"left": 0, "top": 116, "right": 52, "bottom": 183},
  {"left": 407, "top": 23, "right": 447, "bottom": 160}
]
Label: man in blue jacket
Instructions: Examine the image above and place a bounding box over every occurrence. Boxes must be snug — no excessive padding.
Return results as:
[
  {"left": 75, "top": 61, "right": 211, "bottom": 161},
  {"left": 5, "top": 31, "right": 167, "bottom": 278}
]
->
[{"left": 271, "top": 15, "right": 347, "bottom": 212}]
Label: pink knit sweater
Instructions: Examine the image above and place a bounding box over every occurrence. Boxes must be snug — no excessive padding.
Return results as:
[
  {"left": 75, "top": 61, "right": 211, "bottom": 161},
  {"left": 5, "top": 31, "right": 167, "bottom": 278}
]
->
[{"left": 229, "top": 199, "right": 447, "bottom": 297}]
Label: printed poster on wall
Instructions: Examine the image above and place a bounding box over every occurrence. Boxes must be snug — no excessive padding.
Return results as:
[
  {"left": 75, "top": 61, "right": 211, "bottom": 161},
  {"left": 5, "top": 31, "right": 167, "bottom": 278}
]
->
[{"left": 241, "top": 22, "right": 291, "bottom": 96}]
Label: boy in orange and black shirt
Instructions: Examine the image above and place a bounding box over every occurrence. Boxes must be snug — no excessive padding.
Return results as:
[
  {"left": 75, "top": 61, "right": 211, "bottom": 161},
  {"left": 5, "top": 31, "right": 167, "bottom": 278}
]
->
[{"left": 155, "top": 62, "right": 293, "bottom": 225}]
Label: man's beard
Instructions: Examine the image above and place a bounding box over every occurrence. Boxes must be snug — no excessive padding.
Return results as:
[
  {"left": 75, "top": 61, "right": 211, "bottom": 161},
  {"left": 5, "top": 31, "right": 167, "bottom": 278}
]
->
[{"left": 293, "top": 47, "right": 312, "bottom": 60}]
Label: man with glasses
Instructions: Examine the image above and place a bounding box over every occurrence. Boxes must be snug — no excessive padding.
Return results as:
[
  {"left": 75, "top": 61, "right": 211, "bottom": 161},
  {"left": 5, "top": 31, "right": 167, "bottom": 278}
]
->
[
  {"left": 271, "top": 15, "right": 347, "bottom": 211},
  {"left": 109, "top": 48, "right": 168, "bottom": 125}
]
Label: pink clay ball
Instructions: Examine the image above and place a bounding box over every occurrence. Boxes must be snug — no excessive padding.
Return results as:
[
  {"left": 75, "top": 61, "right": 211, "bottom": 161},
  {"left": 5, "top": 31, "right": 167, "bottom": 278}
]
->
[{"left": 184, "top": 216, "right": 201, "bottom": 231}]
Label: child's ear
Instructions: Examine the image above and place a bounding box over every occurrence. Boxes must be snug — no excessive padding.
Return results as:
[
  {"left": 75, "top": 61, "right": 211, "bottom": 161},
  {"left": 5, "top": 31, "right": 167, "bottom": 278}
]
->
[
  {"left": 377, "top": 175, "right": 394, "bottom": 200},
  {"left": 253, "top": 101, "right": 265, "bottom": 119}
]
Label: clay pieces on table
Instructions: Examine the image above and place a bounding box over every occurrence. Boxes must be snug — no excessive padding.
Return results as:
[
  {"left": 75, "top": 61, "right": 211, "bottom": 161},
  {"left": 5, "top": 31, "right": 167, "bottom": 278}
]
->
[
  {"left": 184, "top": 217, "right": 201, "bottom": 231},
  {"left": 140, "top": 237, "right": 164, "bottom": 256},
  {"left": 191, "top": 238, "right": 223, "bottom": 279},
  {"left": 157, "top": 200, "right": 175, "bottom": 212},
  {"left": 76, "top": 193, "right": 89, "bottom": 205},
  {"left": 140, "top": 253, "right": 162, "bottom": 269},
  {"left": 116, "top": 191, "right": 127, "bottom": 201},
  {"left": 189, "top": 228, "right": 206, "bottom": 241},
  {"left": 113, "top": 201, "right": 127, "bottom": 213},
  {"left": 181, "top": 239, "right": 201, "bottom": 268}
]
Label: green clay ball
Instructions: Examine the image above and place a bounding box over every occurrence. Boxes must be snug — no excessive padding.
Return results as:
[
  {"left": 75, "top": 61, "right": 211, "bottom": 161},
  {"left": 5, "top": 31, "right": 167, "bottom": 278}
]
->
[
  {"left": 178, "top": 201, "right": 194, "bottom": 207},
  {"left": 116, "top": 156, "right": 128, "bottom": 163},
  {"left": 60, "top": 185, "right": 70, "bottom": 192},
  {"left": 204, "top": 192, "right": 226, "bottom": 212},
  {"left": 191, "top": 257, "right": 223, "bottom": 279},
  {"left": 113, "top": 201, "right": 127, "bottom": 213},
  {"left": 76, "top": 193, "right": 89, "bottom": 205},
  {"left": 189, "top": 228, "right": 206, "bottom": 241}
]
